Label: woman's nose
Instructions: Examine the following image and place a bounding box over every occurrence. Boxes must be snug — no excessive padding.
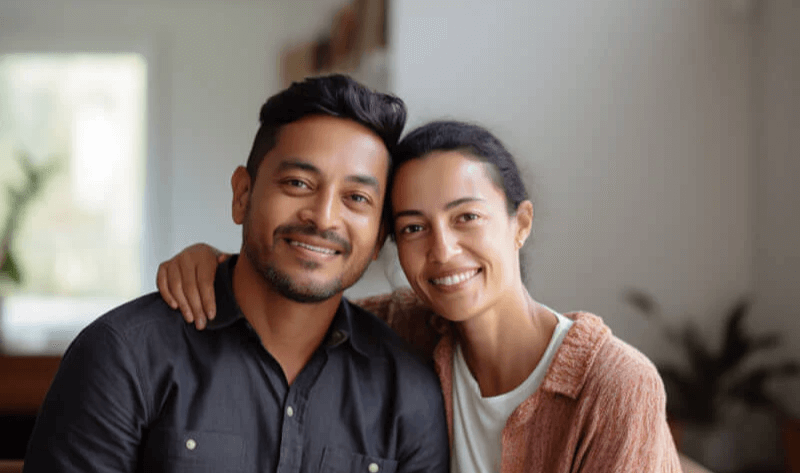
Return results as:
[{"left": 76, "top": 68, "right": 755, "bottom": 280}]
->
[{"left": 427, "top": 226, "right": 459, "bottom": 263}]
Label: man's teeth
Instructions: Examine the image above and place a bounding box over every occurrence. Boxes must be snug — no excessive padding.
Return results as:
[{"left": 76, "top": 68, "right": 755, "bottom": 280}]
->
[
  {"left": 289, "top": 240, "right": 336, "bottom": 255},
  {"left": 431, "top": 269, "right": 479, "bottom": 286}
]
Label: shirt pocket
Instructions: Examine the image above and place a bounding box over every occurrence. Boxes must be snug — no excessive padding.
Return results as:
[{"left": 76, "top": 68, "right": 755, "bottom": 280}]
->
[
  {"left": 319, "top": 446, "right": 398, "bottom": 473},
  {"left": 142, "top": 428, "right": 246, "bottom": 473}
]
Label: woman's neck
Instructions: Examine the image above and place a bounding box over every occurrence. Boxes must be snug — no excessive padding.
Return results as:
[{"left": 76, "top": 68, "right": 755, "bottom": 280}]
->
[{"left": 455, "top": 287, "right": 558, "bottom": 397}]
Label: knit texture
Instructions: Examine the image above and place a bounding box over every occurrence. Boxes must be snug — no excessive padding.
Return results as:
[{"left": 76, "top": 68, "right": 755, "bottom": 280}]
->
[{"left": 355, "top": 289, "right": 682, "bottom": 473}]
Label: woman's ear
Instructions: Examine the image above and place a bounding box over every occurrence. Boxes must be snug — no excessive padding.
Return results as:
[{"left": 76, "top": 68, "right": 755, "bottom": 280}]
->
[
  {"left": 231, "top": 166, "right": 252, "bottom": 225},
  {"left": 514, "top": 200, "right": 534, "bottom": 249}
]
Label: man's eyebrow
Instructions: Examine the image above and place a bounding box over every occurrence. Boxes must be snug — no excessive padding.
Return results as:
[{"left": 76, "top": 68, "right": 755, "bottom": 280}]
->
[
  {"left": 346, "top": 174, "right": 381, "bottom": 193},
  {"left": 278, "top": 159, "right": 381, "bottom": 193},
  {"left": 394, "top": 197, "right": 485, "bottom": 219},
  {"left": 277, "top": 159, "right": 321, "bottom": 174}
]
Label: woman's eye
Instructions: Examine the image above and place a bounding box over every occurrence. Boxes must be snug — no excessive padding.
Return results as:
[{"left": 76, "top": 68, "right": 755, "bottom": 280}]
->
[{"left": 400, "top": 224, "right": 424, "bottom": 234}]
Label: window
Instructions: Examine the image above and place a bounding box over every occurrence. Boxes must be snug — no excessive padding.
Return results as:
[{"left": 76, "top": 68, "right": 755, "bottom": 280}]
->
[{"left": 0, "top": 54, "right": 147, "bottom": 355}]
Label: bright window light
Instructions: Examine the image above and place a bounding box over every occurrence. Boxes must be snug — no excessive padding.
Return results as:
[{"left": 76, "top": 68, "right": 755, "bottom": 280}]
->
[{"left": 0, "top": 53, "right": 147, "bottom": 355}]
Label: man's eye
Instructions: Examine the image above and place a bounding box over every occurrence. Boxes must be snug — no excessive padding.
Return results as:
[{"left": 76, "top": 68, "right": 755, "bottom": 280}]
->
[
  {"left": 349, "top": 194, "right": 369, "bottom": 204},
  {"left": 400, "top": 224, "right": 424, "bottom": 234},
  {"left": 286, "top": 179, "right": 309, "bottom": 189},
  {"left": 457, "top": 213, "right": 479, "bottom": 222}
]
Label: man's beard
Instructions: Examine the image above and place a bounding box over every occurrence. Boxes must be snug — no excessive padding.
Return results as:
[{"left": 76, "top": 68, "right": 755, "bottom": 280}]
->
[
  {"left": 246, "top": 242, "right": 344, "bottom": 303},
  {"left": 242, "top": 208, "right": 374, "bottom": 303}
]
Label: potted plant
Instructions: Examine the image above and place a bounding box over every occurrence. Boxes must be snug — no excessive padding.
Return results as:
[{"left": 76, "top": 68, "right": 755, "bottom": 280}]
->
[{"left": 624, "top": 289, "right": 799, "bottom": 470}]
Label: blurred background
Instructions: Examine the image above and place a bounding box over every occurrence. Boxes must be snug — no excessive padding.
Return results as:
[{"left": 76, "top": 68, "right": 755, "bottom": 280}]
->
[{"left": 0, "top": 0, "right": 798, "bottom": 471}]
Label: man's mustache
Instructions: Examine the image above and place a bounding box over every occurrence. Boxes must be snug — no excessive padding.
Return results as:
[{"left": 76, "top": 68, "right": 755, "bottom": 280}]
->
[{"left": 274, "top": 223, "right": 351, "bottom": 255}]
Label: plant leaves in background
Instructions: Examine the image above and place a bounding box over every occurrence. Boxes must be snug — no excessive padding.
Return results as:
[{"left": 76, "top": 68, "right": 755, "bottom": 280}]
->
[
  {"left": 624, "top": 288, "right": 658, "bottom": 317},
  {"left": 624, "top": 288, "right": 800, "bottom": 425},
  {"left": 0, "top": 251, "right": 22, "bottom": 284}
]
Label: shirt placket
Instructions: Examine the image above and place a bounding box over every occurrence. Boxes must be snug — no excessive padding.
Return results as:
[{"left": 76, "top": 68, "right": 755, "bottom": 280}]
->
[{"left": 275, "top": 349, "right": 328, "bottom": 473}]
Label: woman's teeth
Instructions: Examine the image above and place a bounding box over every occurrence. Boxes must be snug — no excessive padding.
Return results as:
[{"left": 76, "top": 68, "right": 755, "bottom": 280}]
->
[
  {"left": 431, "top": 269, "right": 479, "bottom": 286},
  {"left": 289, "top": 240, "right": 337, "bottom": 255}
]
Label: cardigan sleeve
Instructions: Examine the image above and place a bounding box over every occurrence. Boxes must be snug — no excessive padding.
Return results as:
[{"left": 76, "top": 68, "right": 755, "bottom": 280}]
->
[
  {"left": 576, "top": 339, "right": 683, "bottom": 473},
  {"left": 352, "top": 289, "right": 443, "bottom": 360}
]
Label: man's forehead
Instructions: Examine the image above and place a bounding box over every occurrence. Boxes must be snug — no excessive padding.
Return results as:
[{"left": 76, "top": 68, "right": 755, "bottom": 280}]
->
[{"left": 263, "top": 116, "right": 389, "bottom": 185}]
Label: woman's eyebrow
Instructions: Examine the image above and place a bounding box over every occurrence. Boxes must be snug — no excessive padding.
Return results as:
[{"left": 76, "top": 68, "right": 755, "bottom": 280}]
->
[
  {"left": 444, "top": 196, "right": 485, "bottom": 210},
  {"left": 394, "top": 197, "right": 485, "bottom": 219}
]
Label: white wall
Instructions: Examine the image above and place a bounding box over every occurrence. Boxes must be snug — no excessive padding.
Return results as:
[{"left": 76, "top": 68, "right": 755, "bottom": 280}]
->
[
  {"left": 391, "top": 0, "right": 756, "bottom": 358},
  {"left": 753, "top": 0, "right": 800, "bottom": 415},
  {"left": 0, "top": 0, "right": 348, "bottom": 291}
]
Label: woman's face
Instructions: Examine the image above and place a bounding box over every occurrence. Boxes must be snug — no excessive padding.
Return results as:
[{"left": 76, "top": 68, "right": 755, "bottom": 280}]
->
[{"left": 391, "top": 151, "right": 531, "bottom": 322}]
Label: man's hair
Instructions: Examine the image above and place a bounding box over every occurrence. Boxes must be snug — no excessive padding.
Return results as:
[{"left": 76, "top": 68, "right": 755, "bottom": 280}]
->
[{"left": 245, "top": 74, "right": 407, "bottom": 179}]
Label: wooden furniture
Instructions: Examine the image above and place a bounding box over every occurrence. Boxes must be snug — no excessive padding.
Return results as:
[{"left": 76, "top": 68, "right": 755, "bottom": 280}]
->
[
  {"left": 0, "top": 355, "right": 60, "bottom": 460},
  {"left": 0, "top": 460, "right": 23, "bottom": 473},
  {"left": 785, "top": 417, "right": 800, "bottom": 473},
  {"left": 0, "top": 355, "right": 60, "bottom": 415}
]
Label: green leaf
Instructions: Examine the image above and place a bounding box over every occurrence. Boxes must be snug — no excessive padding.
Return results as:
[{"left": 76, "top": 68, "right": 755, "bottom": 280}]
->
[{"left": 0, "top": 251, "right": 22, "bottom": 284}]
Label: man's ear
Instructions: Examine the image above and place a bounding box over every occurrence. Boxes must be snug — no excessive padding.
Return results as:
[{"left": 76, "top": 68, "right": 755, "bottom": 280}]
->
[
  {"left": 514, "top": 200, "right": 534, "bottom": 248},
  {"left": 231, "top": 166, "right": 252, "bottom": 225}
]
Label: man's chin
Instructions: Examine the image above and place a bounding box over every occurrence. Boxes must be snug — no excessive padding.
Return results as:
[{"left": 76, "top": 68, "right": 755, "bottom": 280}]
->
[{"left": 262, "top": 266, "right": 344, "bottom": 304}]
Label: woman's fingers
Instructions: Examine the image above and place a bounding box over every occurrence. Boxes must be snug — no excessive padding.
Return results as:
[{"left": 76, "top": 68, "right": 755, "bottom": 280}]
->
[
  {"left": 197, "top": 254, "right": 219, "bottom": 322},
  {"left": 166, "top": 261, "right": 196, "bottom": 325},
  {"left": 155, "top": 243, "right": 224, "bottom": 330},
  {"left": 156, "top": 262, "right": 180, "bottom": 312},
  {"left": 178, "top": 252, "right": 207, "bottom": 329}
]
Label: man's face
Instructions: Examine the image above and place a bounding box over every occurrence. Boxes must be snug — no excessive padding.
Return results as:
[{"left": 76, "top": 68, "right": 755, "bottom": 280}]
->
[{"left": 232, "top": 115, "right": 389, "bottom": 303}]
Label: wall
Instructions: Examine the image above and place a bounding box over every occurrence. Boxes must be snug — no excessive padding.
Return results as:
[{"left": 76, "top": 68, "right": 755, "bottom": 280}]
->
[
  {"left": 391, "top": 0, "right": 756, "bottom": 359},
  {"left": 0, "top": 0, "right": 349, "bottom": 291},
  {"left": 753, "top": 0, "right": 800, "bottom": 416}
]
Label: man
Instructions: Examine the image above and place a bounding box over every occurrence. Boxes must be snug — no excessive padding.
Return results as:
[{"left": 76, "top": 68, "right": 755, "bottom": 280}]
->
[{"left": 24, "top": 75, "right": 449, "bottom": 472}]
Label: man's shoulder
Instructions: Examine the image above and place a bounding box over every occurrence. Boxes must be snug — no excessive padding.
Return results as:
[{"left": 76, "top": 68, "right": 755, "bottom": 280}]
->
[
  {"left": 78, "top": 292, "right": 187, "bottom": 348},
  {"left": 345, "top": 299, "right": 439, "bottom": 378}
]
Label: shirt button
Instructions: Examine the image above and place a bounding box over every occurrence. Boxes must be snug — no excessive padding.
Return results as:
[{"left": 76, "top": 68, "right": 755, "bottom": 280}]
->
[
  {"left": 286, "top": 406, "right": 294, "bottom": 417},
  {"left": 185, "top": 438, "right": 197, "bottom": 450},
  {"left": 368, "top": 462, "right": 379, "bottom": 473}
]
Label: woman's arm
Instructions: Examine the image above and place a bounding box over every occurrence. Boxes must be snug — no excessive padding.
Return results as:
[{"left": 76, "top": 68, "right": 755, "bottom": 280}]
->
[
  {"left": 577, "top": 340, "right": 682, "bottom": 472},
  {"left": 155, "top": 245, "right": 443, "bottom": 357},
  {"left": 355, "top": 290, "right": 443, "bottom": 360}
]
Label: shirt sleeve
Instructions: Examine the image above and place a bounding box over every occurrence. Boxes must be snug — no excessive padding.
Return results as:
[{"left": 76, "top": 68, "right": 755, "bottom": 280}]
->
[
  {"left": 576, "top": 346, "right": 682, "bottom": 473},
  {"left": 353, "top": 289, "right": 443, "bottom": 359},
  {"left": 23, "top": 320, "right": 148, "bottom": 473}
]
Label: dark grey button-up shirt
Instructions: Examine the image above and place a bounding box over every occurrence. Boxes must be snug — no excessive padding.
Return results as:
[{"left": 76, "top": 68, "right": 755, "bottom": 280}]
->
[{"left": 24, "top": 256, "right": 449, "bottom": 473}]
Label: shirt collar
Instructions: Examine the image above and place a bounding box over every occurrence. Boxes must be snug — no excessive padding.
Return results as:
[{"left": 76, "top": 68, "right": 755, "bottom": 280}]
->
[{"left": 206, "top": 255, "right": 374, "bottom": 358}]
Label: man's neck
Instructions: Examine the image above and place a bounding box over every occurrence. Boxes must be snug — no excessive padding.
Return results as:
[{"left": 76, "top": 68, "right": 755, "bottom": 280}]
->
[{"left": 231, "top": 254, "right": 343, "bottom": 385}]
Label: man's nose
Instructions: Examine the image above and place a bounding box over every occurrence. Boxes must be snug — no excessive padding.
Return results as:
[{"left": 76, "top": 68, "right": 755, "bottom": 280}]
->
[{"left": 299, "top": 188, "right": 341, "bottom": 231}]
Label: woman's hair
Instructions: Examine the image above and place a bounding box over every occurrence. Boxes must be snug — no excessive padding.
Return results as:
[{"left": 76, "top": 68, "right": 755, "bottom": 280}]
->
[{"left": 388, "top": 120, "right": 529, "bottom": 235}]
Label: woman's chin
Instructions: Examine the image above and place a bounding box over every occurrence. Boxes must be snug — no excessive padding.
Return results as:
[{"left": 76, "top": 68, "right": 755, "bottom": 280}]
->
[{"left": 428, "top": 296, "right": 485, "bottom": 324}]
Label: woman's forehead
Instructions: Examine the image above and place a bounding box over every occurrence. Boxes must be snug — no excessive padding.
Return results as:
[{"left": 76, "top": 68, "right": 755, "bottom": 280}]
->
[{"left": 392, "top": 151, "right": 500, "bottom": 208}]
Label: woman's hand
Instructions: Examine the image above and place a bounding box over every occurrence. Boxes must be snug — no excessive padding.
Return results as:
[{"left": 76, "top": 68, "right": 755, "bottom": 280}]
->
[{"left": 156, "top": 243, "right": 229, "bottom": 329}]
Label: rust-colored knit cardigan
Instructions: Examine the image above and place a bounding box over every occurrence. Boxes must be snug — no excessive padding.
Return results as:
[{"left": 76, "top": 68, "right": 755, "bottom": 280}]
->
[{"left": 356, "top": 289, "right": 682, "bottom": 473}]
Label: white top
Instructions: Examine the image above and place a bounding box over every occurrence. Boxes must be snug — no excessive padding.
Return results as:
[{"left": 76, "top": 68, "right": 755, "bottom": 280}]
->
[{"left": 450, "top": 310, "right": 574, "bottom": 473}]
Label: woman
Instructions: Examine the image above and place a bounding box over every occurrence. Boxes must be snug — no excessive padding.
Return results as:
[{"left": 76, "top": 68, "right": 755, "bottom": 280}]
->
[{"left": 157, "top": 121, "right": 681, "bottom": 472}]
